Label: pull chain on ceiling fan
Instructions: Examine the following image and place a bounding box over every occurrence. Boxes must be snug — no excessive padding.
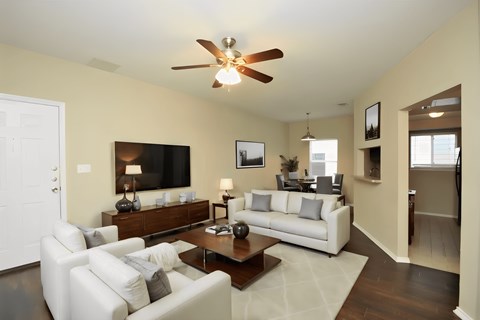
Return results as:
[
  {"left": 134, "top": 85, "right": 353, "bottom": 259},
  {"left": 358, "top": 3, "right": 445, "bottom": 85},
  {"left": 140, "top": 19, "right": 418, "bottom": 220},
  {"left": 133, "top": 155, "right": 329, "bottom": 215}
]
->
[{"left": 171, "top": 37, "right": 284, "bottom": 88}]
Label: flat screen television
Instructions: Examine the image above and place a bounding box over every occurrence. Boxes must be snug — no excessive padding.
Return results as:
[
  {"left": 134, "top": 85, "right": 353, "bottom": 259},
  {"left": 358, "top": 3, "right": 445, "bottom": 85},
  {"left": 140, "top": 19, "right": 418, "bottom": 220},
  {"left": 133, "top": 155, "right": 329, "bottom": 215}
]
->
[{"left": 114, "top": 141, "right": 191, "bottom": 194}]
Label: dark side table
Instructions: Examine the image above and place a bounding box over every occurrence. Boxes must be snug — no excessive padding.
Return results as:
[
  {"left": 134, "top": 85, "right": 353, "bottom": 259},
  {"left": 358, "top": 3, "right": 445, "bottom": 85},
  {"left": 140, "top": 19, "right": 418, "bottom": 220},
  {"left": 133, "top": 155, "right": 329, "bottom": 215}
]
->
[{"left": 212, "top": 202, "right": 228, "bottom": 223}]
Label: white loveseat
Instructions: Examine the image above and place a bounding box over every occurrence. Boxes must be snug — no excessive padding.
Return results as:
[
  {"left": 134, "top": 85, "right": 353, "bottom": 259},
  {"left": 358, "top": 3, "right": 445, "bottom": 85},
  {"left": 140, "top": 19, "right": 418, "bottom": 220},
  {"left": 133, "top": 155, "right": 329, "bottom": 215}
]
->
[
  {"left": 228, "top": 190, "right": 350, "bottom": 256},
  {"left": 41, "top": 220, "right": 145, "bottom": 320},
  {"left": 69, "top": 248, "right": 232, "bottom": 320}
]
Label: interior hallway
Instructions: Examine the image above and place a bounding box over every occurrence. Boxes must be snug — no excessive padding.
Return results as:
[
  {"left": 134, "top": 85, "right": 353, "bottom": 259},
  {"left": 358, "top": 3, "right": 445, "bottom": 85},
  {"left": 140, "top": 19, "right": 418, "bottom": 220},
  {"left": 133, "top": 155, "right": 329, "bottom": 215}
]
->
[{"left": 409, "top": 214, "right": 460, "bottom": 274}]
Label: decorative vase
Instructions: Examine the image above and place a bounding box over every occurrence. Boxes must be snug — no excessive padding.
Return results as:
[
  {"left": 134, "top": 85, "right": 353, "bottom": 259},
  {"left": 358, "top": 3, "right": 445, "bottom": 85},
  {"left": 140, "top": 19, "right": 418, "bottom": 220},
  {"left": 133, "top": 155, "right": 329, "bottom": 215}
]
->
[
  {"left": 132, "top": 194, "right": 141, "bottom": 211},
  {"left": 233, "top": 221, "right": 249, "bottom": 239},
  {"left": 115, "top": 185, "right": 133, "bottom": 212}
]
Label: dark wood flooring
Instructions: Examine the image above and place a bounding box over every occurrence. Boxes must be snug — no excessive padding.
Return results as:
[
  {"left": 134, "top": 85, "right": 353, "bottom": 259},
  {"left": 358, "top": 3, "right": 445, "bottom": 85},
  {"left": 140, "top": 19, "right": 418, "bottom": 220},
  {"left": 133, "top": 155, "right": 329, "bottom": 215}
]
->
[{"left": 0, "top": 216, "right": 460, "bottom": 320}]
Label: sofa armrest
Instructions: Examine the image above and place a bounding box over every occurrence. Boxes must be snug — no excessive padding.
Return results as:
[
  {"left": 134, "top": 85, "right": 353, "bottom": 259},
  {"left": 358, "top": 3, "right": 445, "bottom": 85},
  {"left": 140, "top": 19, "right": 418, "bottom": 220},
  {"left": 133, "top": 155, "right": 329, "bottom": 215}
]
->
[
  {"left": 41, "top": 236, "right": 145, "bottom": 320},
  {"left": 95, "top": 225, "right": 119, "bottom": 243},
  {"left": 99, "top": 237, "right": 145, "bottom": 258},
  {"left": 128, "top": 271, "right": 232, "bottom": 320},
  {"left": 71, "top": 266, "right": 128, "bottom": 320},
  {"left": 326, "top": 206, "right": 351, "bottom": 255},
  {"left": 227, "top": 198, "right": 245, "bottom": 225}
]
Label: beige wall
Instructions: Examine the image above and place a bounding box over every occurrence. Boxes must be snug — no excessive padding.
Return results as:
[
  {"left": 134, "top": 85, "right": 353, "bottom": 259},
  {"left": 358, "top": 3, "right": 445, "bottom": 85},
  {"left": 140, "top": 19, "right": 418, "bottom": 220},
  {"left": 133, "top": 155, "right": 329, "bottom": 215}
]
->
[
  {"left": 288, "top": 115, "right": 354, "bottom": 203},
  {"left": 353, "top": 2, "right": 480, "bottom": 318},
  {"left": 0, "top": 43, "right": 289, "bottom": 226}
]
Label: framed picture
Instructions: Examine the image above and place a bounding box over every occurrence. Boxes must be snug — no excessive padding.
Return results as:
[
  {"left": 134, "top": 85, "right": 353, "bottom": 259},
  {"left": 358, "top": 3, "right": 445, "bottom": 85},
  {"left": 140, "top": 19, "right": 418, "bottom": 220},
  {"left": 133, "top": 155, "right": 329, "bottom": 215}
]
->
[
  {"left": 365, "top": 102, "right": 381, "bottom": 140},
  {"left": 235, "top": 140, "right": 265, "bottom": 169}
]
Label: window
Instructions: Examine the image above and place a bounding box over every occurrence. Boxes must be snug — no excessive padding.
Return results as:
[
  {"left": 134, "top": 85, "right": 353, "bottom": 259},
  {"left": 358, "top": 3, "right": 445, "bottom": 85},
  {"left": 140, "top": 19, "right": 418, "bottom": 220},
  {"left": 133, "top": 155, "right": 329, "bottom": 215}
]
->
[
  {"left": 410, "top": 132, "right": 458, "bottom": 169},
  {"left": 309, "top": 140, "right": 338, "bottom": 177}
]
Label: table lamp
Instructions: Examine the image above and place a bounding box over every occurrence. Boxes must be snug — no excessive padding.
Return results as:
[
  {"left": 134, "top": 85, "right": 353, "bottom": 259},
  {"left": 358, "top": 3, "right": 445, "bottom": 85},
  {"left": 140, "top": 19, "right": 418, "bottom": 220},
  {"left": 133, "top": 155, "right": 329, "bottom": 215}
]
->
[
  {"left": 220, "top": 178, "right": 233, "bottom": 203},
  {"left": 126, "top": 165, "right": 142, "bottom": 211}
]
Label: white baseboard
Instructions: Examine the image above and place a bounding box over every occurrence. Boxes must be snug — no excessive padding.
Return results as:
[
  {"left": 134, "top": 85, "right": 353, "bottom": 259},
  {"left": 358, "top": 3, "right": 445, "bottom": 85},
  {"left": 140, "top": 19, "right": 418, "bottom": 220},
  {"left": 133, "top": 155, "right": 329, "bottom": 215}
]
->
[
  {"left": 415, "top": 211, "right": 457, "bottom": 218},
  {"left": 353, "top": 222, "right": 410, "bottom": 263},
  {"left": 453, "top": 307, "right": 473, "bottom": 320}
]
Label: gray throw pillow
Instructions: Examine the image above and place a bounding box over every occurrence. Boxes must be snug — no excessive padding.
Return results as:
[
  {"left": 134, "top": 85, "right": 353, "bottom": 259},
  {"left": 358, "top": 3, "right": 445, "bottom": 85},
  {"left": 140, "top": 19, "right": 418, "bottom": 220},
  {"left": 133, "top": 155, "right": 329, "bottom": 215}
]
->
[
  {"left": 121, "top": 256, "right": 172, "bottom": 302},
  {"left": 76, "top": 225, "right": 107, "bottom": 248},
  {"left": 298, "top": 198, "right": 324, "bottom": 220},
  {"left": 251, "top": 193, "right": 272, "bottom": 212}
]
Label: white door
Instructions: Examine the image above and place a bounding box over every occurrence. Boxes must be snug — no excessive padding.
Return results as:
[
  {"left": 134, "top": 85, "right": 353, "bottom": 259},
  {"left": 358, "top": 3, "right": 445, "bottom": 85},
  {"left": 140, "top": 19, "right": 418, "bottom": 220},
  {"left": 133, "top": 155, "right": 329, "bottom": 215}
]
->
[{"left": 0, "top": 95, "right": 64, "bottom": 271}]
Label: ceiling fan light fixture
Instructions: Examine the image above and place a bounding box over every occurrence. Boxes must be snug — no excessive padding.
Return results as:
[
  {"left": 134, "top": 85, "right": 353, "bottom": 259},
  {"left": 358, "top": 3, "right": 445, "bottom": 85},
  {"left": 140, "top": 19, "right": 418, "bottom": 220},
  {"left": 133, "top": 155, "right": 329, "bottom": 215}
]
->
[
  {"left": 301, "top": 112, "right": 316, "bottom": 141},
  {"left": 215, "top": 67, "right": 241, "bottom": 85},
  {"left": 429, "top": 111, "right": 444, "bottom": 118}
]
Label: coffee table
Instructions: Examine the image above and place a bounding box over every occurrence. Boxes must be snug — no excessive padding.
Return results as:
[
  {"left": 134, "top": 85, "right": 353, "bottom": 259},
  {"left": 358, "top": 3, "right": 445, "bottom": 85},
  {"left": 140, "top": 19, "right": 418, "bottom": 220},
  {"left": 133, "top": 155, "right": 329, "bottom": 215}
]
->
[{"left": 175, "top": 227, "right": 281, "bottom": 290}]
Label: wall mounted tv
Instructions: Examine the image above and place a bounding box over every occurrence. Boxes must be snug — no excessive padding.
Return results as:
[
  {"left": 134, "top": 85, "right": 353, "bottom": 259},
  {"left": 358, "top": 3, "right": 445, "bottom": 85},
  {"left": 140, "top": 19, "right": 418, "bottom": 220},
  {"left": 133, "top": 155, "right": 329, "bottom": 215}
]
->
[{"left": 114, "top": 141, "right": 191, "bottom": 194}]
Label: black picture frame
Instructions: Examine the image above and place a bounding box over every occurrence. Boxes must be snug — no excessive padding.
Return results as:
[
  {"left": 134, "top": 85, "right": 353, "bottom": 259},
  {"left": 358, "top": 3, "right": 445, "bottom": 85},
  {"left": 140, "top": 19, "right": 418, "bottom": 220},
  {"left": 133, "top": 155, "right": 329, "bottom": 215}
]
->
[
  {"left": 365, "top": 102, "right": 381, "bottom": 140},
  {"left": 235, "top": 140, "right": 265, "bottom": 169}
]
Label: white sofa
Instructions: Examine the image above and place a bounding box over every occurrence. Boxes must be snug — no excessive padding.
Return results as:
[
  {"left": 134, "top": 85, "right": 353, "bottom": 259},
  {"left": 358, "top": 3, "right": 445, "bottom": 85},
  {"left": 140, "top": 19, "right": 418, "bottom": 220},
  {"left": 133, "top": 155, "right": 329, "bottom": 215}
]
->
[
  {"left": 41, "top": 220, "right": 145, "bottom": 320},
  {"left": 69, "top": 248, "right": 232, "bottom": 320},
  {"left": 228, "top": 190, "right": 350, "bottom": 256}
]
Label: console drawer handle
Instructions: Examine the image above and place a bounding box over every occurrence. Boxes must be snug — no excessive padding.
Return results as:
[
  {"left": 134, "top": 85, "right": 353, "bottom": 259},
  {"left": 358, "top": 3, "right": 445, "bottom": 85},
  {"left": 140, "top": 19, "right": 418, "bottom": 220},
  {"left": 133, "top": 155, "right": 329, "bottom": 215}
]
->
[{"left": 119, "top": 217, "right": 129, "bottom": 220}]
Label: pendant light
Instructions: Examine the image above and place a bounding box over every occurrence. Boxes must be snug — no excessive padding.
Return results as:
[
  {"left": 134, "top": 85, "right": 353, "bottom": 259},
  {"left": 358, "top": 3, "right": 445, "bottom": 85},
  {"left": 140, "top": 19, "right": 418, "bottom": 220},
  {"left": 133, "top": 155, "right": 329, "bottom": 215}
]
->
[{"left": 301, "top": 112, "right": 316, "bottom": 141}]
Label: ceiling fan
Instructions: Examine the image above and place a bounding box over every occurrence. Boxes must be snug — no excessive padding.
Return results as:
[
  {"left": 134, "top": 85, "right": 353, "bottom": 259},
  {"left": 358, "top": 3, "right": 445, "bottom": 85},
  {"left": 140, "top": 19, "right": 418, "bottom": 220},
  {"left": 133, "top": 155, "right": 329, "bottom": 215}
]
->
[{"left": 171, "top": 37, "right": 284, "bottom": 88}]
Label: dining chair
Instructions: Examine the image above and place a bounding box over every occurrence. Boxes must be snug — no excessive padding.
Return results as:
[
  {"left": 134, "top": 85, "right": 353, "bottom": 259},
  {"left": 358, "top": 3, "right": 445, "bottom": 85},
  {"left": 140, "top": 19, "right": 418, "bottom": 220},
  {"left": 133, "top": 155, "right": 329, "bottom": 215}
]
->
[
  {"left": 333, "top": 173, "right": 344, "bottom": 195},
  {"left": 315, "top": 176, "right": 333, "bottom": 194},
  {"left": 276, "top": 174, "right": 301, "bottom": 191}
]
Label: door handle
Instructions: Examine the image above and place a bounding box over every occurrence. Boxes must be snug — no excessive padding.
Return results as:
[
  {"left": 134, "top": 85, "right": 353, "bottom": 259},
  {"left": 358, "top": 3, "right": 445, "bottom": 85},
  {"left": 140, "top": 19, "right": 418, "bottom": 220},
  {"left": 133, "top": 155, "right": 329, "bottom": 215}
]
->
[{"left": 51, "top": 187, "right": 59, "bottom": 193}]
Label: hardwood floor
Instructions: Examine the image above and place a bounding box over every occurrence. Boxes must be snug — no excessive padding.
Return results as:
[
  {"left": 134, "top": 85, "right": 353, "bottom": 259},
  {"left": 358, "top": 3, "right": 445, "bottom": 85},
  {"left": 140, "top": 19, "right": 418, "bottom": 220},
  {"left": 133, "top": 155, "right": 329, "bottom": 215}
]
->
[
  {"left": 0, "top": 217, "right": 460, "bottom": 320},
  {"left": 408, "top": 214, "right": 460, "bottom": 274}
]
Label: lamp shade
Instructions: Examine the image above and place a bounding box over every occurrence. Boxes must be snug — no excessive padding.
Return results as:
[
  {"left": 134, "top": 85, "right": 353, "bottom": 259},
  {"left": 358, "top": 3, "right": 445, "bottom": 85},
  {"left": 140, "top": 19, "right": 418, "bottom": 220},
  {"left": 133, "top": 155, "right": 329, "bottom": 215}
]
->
[
  {"left": 125, "top": 165, "right": 142, "bottom": 175},
  {"left": 219, "top": 178, "right": 233, "bottom": 190},
  {"left": 215, "top": 68, "right": 241, "bottom": 85}
]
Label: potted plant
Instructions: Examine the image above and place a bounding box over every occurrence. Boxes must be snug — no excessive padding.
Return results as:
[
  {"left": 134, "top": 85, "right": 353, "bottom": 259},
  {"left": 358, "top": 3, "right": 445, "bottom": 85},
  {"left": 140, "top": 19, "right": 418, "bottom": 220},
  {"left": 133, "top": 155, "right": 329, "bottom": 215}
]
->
[{"left": 279, "top": 155, "right": 299, "bottom": 177}]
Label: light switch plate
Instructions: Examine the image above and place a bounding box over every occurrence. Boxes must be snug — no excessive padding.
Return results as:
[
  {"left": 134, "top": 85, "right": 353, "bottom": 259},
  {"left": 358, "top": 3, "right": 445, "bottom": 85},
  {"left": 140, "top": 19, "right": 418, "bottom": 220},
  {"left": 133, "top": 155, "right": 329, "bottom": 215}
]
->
[{"left": 77, "top": 164, "right": 91, "bottom": 173}]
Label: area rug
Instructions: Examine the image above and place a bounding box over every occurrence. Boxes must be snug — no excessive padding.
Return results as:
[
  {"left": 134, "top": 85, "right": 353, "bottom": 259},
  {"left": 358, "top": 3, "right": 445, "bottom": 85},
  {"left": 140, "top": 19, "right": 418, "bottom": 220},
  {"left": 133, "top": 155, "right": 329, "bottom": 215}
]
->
[{"left": 173, "top": 241, "right": 368, "bottom": 320}]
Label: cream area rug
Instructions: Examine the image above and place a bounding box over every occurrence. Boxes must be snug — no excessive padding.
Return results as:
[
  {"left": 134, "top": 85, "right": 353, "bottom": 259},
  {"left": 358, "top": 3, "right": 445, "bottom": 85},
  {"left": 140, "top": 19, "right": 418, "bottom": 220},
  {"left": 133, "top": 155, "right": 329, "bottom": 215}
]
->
[{"left": 173, "top": 241, "right": 368, "bottom": 320}]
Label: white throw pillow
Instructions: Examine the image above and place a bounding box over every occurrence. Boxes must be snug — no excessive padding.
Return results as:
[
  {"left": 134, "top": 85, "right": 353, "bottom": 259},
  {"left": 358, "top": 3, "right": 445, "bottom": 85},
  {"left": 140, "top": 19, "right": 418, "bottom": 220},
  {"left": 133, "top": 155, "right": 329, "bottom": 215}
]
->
[
  {"left": 53, "top": 220, "right": 87, "bottom": 252},
  {"left": 320, "top": 199, "right": 337, "bottom": 221},
  {"left": 89, "top": 249, "right": 150, "bottom": 313},
  {"left": 148, "top": 243, "right": 181, "bottom": 272},
  {"left": 244, "top": 192, "right": 252, "bottom": 209}
]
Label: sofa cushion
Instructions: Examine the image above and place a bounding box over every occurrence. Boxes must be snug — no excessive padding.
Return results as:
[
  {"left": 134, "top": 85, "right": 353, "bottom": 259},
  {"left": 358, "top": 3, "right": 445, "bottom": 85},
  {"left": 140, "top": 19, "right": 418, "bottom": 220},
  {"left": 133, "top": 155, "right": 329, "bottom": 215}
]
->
[
  {"left": 53, "top": 220, "right": 87, "bottom": 252},
  {"left": 320, "top": 199, "right": 337, "bottom": 221},
  {"left": 251, "top": 193, "right": 272, "bottom": 212},
  {"left": 233, "top": 210, "right": 279, "bottom": 229},
  {"left": 76, "top": 225, "right": 107, "bottom": 249},
  {"left": 286, "top": 192, "right": 316, "bottom": 214},
  {"left": 244, "top": 192, "right": 253, "bottom": 209},
  {"left": 270, "top": 214, "right": 328, "bottom": 240},
  {"left": 89, "top": 249, "right": 150, "bottom": 313},
  {"left": 121, "top": 256, "right": 172, "bottom": 302},
  {"left": 251, "top": 189, "right": 289, "bottom": 213},
  {"left": 298, "top": 198, "right": 323, "bottom": 220}
]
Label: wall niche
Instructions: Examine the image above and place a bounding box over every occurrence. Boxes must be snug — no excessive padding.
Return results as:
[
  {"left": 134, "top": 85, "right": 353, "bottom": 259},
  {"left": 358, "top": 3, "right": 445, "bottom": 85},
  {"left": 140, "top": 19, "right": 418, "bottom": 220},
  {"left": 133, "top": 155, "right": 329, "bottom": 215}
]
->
[{"left": 355, "top": 146, "right": 382, "bottom": 183}]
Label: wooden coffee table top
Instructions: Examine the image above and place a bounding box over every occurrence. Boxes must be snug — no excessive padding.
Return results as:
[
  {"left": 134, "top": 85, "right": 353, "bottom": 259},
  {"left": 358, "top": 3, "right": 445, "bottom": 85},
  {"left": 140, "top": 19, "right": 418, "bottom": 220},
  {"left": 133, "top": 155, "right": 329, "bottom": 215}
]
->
[{"left": 175, "top": 227, "right": 280, "bottom": 262}]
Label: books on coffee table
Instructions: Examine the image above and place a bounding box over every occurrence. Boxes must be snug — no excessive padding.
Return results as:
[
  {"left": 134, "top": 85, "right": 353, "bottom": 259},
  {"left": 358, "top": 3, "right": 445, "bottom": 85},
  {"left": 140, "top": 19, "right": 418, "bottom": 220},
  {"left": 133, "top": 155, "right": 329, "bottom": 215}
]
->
[{"left": 205, "top": 224, "right": 232, "bottom": 236}]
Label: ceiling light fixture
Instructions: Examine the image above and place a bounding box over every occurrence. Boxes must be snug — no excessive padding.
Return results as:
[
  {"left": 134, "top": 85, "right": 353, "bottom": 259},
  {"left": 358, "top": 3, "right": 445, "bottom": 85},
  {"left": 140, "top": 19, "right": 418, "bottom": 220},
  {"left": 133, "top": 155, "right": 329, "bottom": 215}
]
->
[
  {"left": 428, "top": 112, "right": 444, "bottom": 118},
  {"left": 301, "top": 112, "right": 316, "bottom": 141},
  {"left": 215, "top": 65, "right": 241, "bottom": 85}
]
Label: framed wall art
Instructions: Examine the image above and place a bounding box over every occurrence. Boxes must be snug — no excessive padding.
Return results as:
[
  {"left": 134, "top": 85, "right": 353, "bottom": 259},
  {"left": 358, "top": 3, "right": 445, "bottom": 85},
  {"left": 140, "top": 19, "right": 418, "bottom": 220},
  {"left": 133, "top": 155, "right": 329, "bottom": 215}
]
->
[
  {"left": 365, "top": 102, "right": 380, "bottom": 140},
  {"left": 235, "top": 140, "right": 265, "bottom": 169}
]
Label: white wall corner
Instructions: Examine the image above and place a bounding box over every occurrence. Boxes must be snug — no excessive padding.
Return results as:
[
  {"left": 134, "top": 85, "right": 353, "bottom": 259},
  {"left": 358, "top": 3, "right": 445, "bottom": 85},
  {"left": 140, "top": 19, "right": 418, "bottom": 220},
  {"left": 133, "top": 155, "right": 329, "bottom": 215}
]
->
[
  {"left": 453, "top": 307, "right": 473, "bottom": 320},
  {"left": 353, "top": 221, "right": 410, "bottom": 263}
]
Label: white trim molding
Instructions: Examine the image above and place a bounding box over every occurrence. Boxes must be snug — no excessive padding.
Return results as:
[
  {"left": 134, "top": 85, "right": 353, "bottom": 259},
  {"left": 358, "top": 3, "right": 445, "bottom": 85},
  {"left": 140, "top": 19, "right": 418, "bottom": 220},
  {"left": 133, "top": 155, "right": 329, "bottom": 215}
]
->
[
  {"left": 453, "top": 307, "right": 473, "bottom": 320},
  {"left": 353, "top": 222, "right": 410, "bottom": 263}
]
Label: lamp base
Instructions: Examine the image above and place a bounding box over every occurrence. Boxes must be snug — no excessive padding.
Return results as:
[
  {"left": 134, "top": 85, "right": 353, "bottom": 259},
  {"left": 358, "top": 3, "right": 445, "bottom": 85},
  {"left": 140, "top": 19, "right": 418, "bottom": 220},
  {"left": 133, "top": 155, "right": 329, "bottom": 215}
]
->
[{"left": 222, "top": 194, "right": 230, "bottom": 204}]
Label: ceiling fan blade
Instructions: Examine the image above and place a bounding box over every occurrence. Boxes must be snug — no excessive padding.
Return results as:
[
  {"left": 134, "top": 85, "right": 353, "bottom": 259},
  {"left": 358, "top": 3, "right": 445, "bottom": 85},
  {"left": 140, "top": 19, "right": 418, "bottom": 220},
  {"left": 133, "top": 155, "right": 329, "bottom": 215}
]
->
[
  {"left": 171, "top": 64, "right": 218, "bottom": 70},
  {"left": 196, "top": 39, "right": 227, "bottom": 60},
  {"left": 212, "top": 80, "right": 223, "bottom": 88},
  {"left": 237, "top": 48, "right": 284, "bottom": 64},
  {"left": 237, "top": 66, "right": 273, "bottom": 83}
]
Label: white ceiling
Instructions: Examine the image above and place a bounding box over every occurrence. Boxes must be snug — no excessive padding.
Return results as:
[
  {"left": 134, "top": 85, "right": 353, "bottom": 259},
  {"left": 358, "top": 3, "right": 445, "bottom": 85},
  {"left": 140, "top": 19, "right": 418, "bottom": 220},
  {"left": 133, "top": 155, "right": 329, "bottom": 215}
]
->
[{"left": 0, "top": 0, "right": 471, "bottom": 123}]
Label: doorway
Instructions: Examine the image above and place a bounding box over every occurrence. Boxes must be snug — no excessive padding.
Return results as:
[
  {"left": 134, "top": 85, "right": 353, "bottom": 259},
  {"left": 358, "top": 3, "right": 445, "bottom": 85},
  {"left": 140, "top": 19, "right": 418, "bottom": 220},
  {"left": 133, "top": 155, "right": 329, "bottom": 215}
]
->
[
  {"left": 406, "top": 85, "right": 461, "bottom": 273},
  {"left": 0, "top": 93, "right": 66, "bottom": 271}
]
